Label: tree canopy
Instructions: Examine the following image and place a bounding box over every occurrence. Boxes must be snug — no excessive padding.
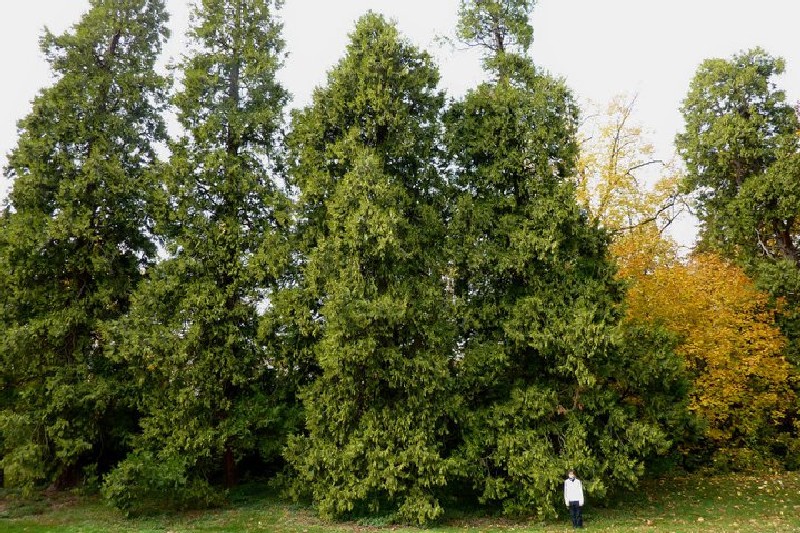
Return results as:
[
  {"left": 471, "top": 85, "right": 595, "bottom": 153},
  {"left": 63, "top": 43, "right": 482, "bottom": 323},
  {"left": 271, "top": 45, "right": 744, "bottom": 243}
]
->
[
  {"left": 0, "top": 0, "right": 798, "bottom": 524},
  {"left": 101, "top": 0, "right": 291, "bottom": 512},
  {"left": 0, "top": 0, "right": 169, "bottom": 492},
  {"left": 676, "top": 48, "right": 800, "bottom": 265},
  {"left": 443, "top": 0, "right": 685, "bottom": 518},
  {"left": 281, "top": 13, "right": 454, "bottom": 525}
]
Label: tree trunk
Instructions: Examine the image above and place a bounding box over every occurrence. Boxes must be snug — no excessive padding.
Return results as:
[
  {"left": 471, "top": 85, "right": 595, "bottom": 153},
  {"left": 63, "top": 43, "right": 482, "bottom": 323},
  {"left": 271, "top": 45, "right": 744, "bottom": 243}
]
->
[
  {"left": 224, "top": 445, "right": 236, "bottom": 488},
  {"left": 54, "top": 463, "right": 80, "bottom": 490}
]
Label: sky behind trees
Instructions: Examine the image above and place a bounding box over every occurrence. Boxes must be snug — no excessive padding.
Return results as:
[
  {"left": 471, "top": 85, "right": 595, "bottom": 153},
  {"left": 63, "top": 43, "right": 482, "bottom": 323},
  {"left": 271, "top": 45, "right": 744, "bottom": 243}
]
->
[{"left": 2, "top": 0, "right": 799, "bottom": 248}]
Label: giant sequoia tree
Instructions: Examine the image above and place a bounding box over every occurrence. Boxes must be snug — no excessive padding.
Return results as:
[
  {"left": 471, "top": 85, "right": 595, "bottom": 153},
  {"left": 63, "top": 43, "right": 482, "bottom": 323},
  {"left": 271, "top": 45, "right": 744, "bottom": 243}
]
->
[
  {"left": 445, "top": 0, "right": 680, "bottom": 517},
  {"left": 282, "top": 14, "right": 454, "bottom": 525},
  {"left": 101, "top": 0, "right": 290, "bottom": 511},
  {"left": 0, "top": 0, "right": 169, "bottom": 491}
]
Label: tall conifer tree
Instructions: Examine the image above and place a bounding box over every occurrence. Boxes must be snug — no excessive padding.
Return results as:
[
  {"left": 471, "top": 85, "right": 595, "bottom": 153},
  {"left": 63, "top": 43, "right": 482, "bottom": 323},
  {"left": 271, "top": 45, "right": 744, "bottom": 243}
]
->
[
  {"left": 102, "top": 0, "right": 290, "bottom": 510},
  {"left": 282, "top": 13, "right": 453, "bottom": 524},
  {"left": 445, "top": 0, "right": 678, "bottom": 516},
  {"left": 676, "top": 49, "right": 799, "bottom": 265},
  {"left": 0, "top": 0, "right": 169, "bottom": 491}
]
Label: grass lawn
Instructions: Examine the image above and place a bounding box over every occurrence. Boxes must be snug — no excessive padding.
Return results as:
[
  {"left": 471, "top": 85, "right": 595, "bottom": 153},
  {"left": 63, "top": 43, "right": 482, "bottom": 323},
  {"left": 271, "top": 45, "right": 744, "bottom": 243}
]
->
[{"left": 1, "top": 471, "right": 799, "bottom": 532}]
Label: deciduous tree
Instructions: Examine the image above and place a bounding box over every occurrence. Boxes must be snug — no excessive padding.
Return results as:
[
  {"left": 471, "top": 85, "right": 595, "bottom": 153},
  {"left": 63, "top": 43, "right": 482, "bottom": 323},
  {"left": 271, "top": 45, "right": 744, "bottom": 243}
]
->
[
  {"left": 626, "top": 254, "right": 794, "bottom": 466},
  {"left": 576, "top": 95, "right": 684, "bottom": 278}
]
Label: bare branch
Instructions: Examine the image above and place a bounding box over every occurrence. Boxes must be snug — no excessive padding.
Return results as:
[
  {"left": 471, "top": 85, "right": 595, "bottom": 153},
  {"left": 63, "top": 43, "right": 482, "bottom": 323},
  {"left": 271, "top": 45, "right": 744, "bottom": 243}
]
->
[
  {"left": 755, "top": 227, "right": 775, "bottom": 258},
  {"left": 610, "top": 193, "right": 683, "bottom": 235},
  {"left": 625, "top": 160, "right": 664, "bottom": 174}
]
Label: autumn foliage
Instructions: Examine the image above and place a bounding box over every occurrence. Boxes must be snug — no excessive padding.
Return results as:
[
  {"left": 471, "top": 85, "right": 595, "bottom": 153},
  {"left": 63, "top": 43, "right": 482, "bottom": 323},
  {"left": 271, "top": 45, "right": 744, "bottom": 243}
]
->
[
  {"left": 625, "top": 253, "right": 793, "bottom": 461},
  {"left": 577, "top": 95, "right": 796, "bottom": 467}
]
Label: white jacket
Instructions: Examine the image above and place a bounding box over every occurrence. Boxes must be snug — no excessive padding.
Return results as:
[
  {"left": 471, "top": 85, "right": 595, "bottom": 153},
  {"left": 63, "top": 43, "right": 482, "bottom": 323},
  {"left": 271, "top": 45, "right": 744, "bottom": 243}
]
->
[{"left": 564, "top": 477, "right": 584, "bottom": 506}]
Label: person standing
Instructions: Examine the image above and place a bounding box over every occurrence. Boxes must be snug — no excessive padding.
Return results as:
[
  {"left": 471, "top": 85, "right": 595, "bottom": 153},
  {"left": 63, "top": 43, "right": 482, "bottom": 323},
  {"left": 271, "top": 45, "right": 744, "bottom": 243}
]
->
[{"left": 564, "top": 469, "right": 585, "bottom": 528}]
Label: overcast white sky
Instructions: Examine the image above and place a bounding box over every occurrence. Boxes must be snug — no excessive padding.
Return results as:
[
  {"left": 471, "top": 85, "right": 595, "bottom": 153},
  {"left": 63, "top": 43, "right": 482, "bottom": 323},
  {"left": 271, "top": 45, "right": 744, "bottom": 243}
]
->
[{"left": 2, "top": 0, "right": 800, "bottom": 248}]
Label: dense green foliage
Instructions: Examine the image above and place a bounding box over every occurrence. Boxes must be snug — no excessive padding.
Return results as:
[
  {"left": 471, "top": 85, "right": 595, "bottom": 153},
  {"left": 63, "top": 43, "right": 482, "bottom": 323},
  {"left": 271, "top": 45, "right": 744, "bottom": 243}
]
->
[
  {"left": 444, "top": 0, "right": 686, "bottom": 519},
  {"left": 0, "top": 0, "right": 169, "bottom": 492},
  {"left": 281, "top": 13, "right": 454, "bottom": 525},
  {"left": 101, "top": 0, "right": 291, "bottom": 512},
  {"left": 0, "top": 0, "right": 796, "bottom": 525},
  {"left": 676, "top": 48, "right": 800, "bottom": 266}
]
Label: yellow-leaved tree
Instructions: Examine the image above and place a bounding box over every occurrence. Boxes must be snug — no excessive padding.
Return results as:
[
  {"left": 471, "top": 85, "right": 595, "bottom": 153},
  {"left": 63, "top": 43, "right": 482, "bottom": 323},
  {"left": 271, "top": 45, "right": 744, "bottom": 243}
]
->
[
  {"left": 576, "top": 94, "right": 684, "bottom": 278},
  {"left": 626, "top": 254, "right": 793, "bottom": 465},
  {"left": 578, "top": 95, "right": 794, "bottom": 468}
]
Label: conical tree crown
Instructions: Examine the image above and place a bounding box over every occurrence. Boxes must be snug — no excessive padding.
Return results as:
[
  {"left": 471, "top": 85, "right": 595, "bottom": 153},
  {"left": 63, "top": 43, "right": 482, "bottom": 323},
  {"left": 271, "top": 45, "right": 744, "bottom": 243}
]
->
[
  {"left": 0, "top": 0, "right": 169, "bottom": 491},
  {"left": 283, "top": 13, "right": 453, "bottom": 525},
  {"left": 288, "top": 11, "right": 443, "bottom": 251},
  {"left": 445, "top": 0, "right": 680, "bottom": 517},
  {"left": 101, "top": 0, "right": 291, "bottom": 512}
]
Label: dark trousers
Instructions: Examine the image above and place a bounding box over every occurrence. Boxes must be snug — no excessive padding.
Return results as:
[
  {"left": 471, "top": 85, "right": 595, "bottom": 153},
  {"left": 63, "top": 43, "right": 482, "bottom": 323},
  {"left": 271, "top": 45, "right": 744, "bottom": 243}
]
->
[{"left": 569, "top": 501, "right": 583, "bottom": 528}]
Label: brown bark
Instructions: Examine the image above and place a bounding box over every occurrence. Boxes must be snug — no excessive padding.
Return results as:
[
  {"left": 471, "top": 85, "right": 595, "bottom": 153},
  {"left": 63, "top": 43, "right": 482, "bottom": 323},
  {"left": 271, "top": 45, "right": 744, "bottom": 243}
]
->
[{"left": 224, "top": 445, "right": 237, "bottom": 488}]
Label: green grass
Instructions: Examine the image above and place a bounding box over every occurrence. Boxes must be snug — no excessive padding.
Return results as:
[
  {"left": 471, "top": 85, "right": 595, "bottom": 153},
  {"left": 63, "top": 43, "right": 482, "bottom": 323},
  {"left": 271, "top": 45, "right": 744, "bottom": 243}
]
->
[{"left": 2, "top": 471, "right": 799, "bottom": 532}]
